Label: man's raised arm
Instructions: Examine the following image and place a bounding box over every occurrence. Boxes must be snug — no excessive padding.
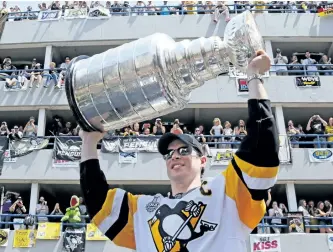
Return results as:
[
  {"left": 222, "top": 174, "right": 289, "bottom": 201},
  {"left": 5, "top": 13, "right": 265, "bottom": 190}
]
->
[
  {"left": 79, "top": 131, "right": 137, "bottom": 249},
  {"left": 223, "top": 51, "right": 280, "bottom": 229}
]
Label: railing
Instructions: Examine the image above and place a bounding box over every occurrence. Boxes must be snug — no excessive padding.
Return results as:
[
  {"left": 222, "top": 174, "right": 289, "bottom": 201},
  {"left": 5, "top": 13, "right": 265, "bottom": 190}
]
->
[
  {"left": 270, "top": 64, "right": 333, "bottom": 75},
  {"left": 257, "top": 216, "right": 333, "bottom": 230},
  {"left": 0, "top": 213, "right": 90, "bottom": 227},
  {"left": 3, "top": 134, "right": 332, "bottom": 147},
  {"left": 1, "top": 213, "right": 333, "bottom": 230},
  {"left": 287, "top": 133, "right": 333, "bottom": 148},
  {"left": 2, "top": 3, "right": 330, "bottom": 21},
  {"left": 1, "top": 65, "right": 332, "bottom": 85}
]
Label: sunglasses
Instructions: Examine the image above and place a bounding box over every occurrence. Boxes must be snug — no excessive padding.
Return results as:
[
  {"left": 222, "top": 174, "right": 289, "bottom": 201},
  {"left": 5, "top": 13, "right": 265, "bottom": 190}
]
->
[{"left": 163, "top": 146, "right": 201, "bottom": 160}]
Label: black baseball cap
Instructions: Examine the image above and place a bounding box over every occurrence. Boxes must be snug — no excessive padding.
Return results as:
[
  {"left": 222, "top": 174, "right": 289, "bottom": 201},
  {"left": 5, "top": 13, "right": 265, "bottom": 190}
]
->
[{"left": 158, "top": 133, "right": 204, "bottom": 156}]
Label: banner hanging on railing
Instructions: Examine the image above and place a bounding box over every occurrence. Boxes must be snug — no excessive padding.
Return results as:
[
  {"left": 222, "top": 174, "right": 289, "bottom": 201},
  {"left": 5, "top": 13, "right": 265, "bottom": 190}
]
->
[
  {"left": 119, "top": 151, "right": 138, "bottom": 164},
  {"left": 53, "top": 137, "right": 81, "bottom": 168},
  {"left": 62, "top": 228, "right": 85, "bottom": 252},
  {"left": 249, "top": 234, "right": 281, "bottom": 252},
  {"left": 87, "top": 6, "right": 111, "bottom": 19},
  {"left": 295, "top": 76, "right": 321, "bottom": 87},
  {"left": 38, "top": 10, "right": 62, "bottom": 21},
  {"left": 210, "top": 136, "right": 291, "bottom": 166},
  {"left": 0, "top": 229, "right": 9, "bottom": 247},
  {"left": 9, "top": 137, "right": 49, "bottom": 158},
  {"left": 318, "top": 5, "right": 333, "bottom": 17},
  {"left": 64, "top": 8, "right": 88, "bottom": 19},
  {"left": 37, "top": 222, "right": 61, "bottom": 240},
  {"left": 86, "top": 224, "right": 108, "bottom": 241},
  {"left": 308, "top": 149, "right": 333, "bottom": 162},
  {"left": 102, "top": 136, "right": 159, "bottom": 153},
  {"left": 279, "top": 135, "right": 292, "bottom": 164},
  {"left": 210, "top": 149, "right": 237, "bottom": 166},
  {"left": 327, "top": 234, "right": 333, "bottom": 250},
  {"left": 3, "top": 150, "right": 16, "bottom": 163},
  {"left": 13, "top": 230, "right": 36, "bottom": 248}
]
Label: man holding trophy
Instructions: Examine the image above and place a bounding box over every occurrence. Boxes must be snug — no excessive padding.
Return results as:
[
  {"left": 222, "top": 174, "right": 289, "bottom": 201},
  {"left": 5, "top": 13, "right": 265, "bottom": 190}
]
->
[{"left": 73, "top": 11, "right": 279, "bottom": 252}]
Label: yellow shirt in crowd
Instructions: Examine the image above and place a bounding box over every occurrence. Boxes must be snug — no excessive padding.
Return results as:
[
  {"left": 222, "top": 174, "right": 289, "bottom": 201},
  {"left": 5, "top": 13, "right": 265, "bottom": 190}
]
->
[{"left": 325, "top": 125, "right": 333, "bottom": 143}]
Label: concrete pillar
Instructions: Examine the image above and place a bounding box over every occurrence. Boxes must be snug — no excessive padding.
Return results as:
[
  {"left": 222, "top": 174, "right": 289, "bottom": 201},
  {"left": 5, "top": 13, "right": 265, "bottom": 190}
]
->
[
  {"left": 29, "top": 183, "right": 40, "bottom": 215},
  {"left": 44, "top": 45, "right": 53, "bottom": 70},
  {"left": 327, "top": 42, "right": 333, "bottom": 58},
  {"left": 274, "top": 105, "right": 286, "bottom": 135},
  {"left": 265, "top": 40, "right": 276, "bottom": 76},
  {"left": 37, "top": 108, "right": 46, "bottom": 137},
  {"left": 285, "top": 182, "right": 297, "bottom": 211}
]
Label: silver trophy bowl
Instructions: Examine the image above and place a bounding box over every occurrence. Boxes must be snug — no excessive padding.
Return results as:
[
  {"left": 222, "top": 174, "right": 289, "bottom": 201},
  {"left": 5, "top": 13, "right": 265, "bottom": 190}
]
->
[{"left": 65, "top": 10, "right": 264, "bottom": 132}]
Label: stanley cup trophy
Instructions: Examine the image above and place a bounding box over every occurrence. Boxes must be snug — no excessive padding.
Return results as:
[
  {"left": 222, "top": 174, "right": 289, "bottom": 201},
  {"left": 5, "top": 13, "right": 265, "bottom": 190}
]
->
[{"left": 65, "top": 10, "right": 264, "bottom": 132}]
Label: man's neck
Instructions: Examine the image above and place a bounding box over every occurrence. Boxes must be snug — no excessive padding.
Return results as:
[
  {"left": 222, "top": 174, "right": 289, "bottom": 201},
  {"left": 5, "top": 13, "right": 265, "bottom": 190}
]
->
[{"left": 170, "top": 177, "right": 201, "bottom": 197}]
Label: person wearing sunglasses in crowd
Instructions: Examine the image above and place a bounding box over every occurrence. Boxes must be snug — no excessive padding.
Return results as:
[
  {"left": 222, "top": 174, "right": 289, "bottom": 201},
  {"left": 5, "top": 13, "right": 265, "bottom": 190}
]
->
[{"left": 79, "top": 50, "right": 279, "bottom": 252}]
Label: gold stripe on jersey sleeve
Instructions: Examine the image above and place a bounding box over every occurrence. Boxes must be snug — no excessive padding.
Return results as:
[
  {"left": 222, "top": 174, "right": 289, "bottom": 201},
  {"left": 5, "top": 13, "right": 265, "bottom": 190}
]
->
[
  {"left": 234, "top": 154, "right": 278, "bottom": 179},
  {"left": 92, "top": 189, "right": 116, "bottom": 227},
  {"left": 223, "top": 164, "right": 266, "bottom": 229},
  {"left": 112, "top": 193, "right": 139, "bottom": 250}
]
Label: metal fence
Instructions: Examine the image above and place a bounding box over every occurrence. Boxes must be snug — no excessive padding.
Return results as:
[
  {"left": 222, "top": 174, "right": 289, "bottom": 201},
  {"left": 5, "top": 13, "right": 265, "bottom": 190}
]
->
[
  {"left": 1, "top": 213, "right": 333, "bottom": 231},
  {"left": 2, "top": 3, "right": 330, "bottom": 19}
]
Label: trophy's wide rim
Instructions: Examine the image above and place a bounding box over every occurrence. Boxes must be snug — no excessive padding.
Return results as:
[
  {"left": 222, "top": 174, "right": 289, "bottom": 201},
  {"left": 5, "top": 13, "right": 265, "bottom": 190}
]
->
[{"left": 65, "top": 55, "right": 100, "bottom": 133}]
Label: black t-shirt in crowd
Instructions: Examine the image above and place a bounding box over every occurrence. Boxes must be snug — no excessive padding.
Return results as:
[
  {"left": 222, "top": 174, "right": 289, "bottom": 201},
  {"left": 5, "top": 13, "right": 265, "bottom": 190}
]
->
[
  {"left": 311, "top": 120, "right": 324, "bottom": 134},
  {"left": 194, "top": 135, "right": 204, "bottom": 143}
]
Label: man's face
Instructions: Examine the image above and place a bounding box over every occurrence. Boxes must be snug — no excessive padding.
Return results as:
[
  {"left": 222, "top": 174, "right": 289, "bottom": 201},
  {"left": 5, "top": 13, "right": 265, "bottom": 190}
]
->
[
  {"left": 39, "top": 197, "right": 44, "bottom": 202},
  {"left": 305, "top": 52, "right": 310, "bottom": 58},
  {"left": 165, "top": 140, "right": 204, "bottom": 182}
]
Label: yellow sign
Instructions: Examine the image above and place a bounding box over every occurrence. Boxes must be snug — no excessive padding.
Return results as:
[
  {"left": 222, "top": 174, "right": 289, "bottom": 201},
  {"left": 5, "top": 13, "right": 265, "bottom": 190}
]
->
[
  {"left": 86, "top": 223, "right": 108, "bottom": 241},
  {"left": 13, "top": 230, "right": 36, "bottom": 248},
  {"left": 37, "top": 222, "right": 61, "bottom": 240},
  {"left": 318, "top": 8, "right": 333, "bottom": 17}
]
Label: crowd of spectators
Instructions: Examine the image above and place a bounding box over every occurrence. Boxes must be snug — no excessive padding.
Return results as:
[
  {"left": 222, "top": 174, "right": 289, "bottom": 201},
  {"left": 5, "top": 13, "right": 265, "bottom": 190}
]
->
[
  {"left": 287, "top": 115, "right": 333, "bottom": 148},
  {"left": 0, "top": 1, "right": 331, "bottom": 21},
  {"left": 259, "top": 189, "right": 333, "bottom": 234},
  {"left": 2, "top": 112, "right": 333, "bottom": 150},
  {"left": 0, "top": 56, "right": 70, "bottom": 90},
  {"left": 0, "top": 191, "right": 89, "bottom": 230},
  {"left": 0, "top": 50, "right": 331, "bottom": 90},
  {"left": 1, "top": 116, "right": 37, "bottom": 140},
  {"left": 2, "top": 187, "right": 333, "bottom": 233},
  {"left": 274, "top": 50, "right": 333, "bottom": 76}
]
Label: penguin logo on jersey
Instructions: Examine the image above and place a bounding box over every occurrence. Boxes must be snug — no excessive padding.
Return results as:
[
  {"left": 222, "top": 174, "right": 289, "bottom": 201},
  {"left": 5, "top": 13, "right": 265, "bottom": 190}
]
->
[{"left": 148, "top": 200, "right": 218, "bottom": 252}]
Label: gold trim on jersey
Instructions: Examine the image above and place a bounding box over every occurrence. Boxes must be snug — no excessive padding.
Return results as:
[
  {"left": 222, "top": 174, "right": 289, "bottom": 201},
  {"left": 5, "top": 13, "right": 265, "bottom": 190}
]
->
[
  {"left": 92, "top": 189, "right": 139, "bottom": 250},
  {"left": 93, "top": 189, "right": 117, "bottom": 227},
  {"left": 223, "top": 163, "right": 266, "bottom": 229},
  {"left": 113, "top": 193, "right": 139, "bottom": 249},
  {"left": 234, "top": 154, "right": 279, "bottom": 179}
]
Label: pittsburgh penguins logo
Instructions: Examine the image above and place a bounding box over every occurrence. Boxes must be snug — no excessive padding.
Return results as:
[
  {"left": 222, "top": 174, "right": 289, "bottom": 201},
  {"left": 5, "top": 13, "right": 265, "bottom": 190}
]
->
[
  {"left": 0, "top": 230, "right": 8, "bottom": 246},
  {"left": 148, "top": 200, "right": 218, "bottom": 252}
]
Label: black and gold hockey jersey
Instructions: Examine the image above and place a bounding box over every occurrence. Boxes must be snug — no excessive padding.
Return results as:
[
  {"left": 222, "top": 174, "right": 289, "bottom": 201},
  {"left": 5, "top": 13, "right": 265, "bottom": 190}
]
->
[{"left": 80, "top": 99, "right": 279, "bottom": 252}]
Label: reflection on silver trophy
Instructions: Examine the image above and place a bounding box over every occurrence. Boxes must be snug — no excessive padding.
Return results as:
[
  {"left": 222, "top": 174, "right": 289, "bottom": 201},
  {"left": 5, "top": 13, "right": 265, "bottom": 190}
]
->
[{"left": 65, "top": 10, "right": 264, "bottom": 132}]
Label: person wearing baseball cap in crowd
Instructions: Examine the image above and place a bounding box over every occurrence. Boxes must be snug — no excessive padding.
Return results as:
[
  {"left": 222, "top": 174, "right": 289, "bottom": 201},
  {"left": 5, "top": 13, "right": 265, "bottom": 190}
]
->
[{"left": 79, "top": 50, "right": 279, "bottom": 251}]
